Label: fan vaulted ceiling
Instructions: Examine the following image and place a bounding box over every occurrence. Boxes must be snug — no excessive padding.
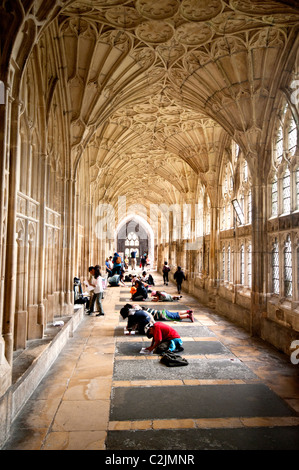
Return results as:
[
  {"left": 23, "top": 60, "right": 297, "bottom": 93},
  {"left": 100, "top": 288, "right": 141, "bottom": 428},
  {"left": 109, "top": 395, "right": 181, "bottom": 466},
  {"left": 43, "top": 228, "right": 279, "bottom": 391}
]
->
[{"left": 24, "top": 0, "right": 299, "bottom": 208}]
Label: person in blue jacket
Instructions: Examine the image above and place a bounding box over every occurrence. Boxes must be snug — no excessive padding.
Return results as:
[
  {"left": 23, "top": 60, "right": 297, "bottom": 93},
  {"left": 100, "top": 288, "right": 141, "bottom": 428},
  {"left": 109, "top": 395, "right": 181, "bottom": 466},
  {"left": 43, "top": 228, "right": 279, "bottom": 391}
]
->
[
  {"left": 120, "top": 303, "right": 154, "bottom": 334},
  {"left": 112, "top": 252, "right": 122, "bottom": 275}
]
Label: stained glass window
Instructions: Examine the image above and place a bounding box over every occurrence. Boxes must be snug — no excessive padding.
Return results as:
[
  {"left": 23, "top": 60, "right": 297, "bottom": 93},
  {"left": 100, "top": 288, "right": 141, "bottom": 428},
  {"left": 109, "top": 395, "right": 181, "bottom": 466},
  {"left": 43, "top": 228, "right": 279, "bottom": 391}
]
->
[
  {"left": 272, "top": 240, "right": 279, "bottom": 295},
  {"left": 284, "top": 235, "right": 292, "bottom": 297}
]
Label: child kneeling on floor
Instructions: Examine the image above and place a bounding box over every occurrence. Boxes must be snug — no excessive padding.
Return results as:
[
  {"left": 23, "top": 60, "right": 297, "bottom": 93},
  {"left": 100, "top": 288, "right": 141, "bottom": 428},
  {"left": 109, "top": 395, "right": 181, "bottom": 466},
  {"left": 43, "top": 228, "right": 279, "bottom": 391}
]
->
[{"left": 144, "top": 322, "right": 183, "bottom": 354}]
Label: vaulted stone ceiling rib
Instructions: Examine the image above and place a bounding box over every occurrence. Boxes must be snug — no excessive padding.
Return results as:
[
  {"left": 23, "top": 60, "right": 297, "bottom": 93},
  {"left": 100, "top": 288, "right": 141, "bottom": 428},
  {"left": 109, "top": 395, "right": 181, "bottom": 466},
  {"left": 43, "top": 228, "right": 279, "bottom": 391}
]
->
[{"left": 17, "top": 0, "right": 299, "bottom": 208}]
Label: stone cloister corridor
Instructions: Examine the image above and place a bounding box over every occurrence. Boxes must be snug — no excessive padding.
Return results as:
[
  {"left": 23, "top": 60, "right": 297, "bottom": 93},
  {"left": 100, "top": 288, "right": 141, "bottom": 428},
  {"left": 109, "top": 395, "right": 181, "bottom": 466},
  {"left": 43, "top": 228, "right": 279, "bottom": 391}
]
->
[{"left": 1, "top": 0, "right": 299, "bottom": 451}]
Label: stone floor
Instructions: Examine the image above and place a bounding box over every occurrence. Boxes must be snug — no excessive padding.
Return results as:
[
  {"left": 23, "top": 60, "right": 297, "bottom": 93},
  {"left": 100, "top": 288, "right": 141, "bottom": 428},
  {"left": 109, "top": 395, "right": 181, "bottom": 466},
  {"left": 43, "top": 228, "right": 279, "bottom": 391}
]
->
[{"left": 2, "top": 271, "right": 299, "bottom": 451}]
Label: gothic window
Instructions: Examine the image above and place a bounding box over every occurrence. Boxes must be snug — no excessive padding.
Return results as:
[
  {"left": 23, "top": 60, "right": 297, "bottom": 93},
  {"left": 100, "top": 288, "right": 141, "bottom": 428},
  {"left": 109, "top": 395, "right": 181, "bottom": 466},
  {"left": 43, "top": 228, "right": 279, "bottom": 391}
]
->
[
  {"left": 222, "top": 246, "right": 225, "bottom": 280},
  {"left": 271, "top": 176, "right": 278, "bottom": 216},
  {"left": 270, "top": 105, "right": 298, "bottom": 219},
  {"left": 227, "top": 245, "right": 231, "bottom": 282},
  {"left": 288, "top": 117, "right": 297, "bottom": 158},
  {"left": 126, "top": 232, "right": 139, "bottom": 248},
  {"left": 296, "top": 168, "right": 299, "bottom": 209},
  {"left": 247, "top": 190, "right": 252, "bottom": 224},
  {"left": 224, "top": 169, "right": 228, "bottom": 193},
  {"left": 222, "top": 206, "right": 225, "bottom": 230},
  {"left": 240, "top": 194, "right": 244, "bottom": 215},
  {"left": 243, "top": 161, "right": 248, "bottom": 182},
  {"left": 240, "top": 244, "right": 244, "bottom": 285},
  {"left": 282, "top": 168, "right": 291, "bottom": 213},
  {"left": 247, "top": 244, "right": 252, "bottom": 288},
  {"left": 227, "top": 203, "right": 231, "bottom": 228},
  {"left": 233, "top": 141, "right": 239, "bottom": 162},
  {"left": 206, "top": 196, "right": 211, "bottom": 234},
  {"left": 276, "top": 126, "right": 283, "bottom": 164},
  {"left": 272, "top": 239, "right": 279, "bottom": 295},
  {"left": 284, "top": 235, "right": 292, "bottom": 297}
]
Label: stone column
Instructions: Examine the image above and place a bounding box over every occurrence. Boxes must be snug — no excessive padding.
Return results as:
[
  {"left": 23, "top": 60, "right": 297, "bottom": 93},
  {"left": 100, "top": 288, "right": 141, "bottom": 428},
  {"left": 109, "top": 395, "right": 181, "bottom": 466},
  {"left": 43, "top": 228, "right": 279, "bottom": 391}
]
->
[
  {"left": 0, "top": 82, "right": 12, "bottom": 395},
  {"left": 37, "top": 154, "right": 48, "bottom": 331},
  {"left": 62, "top": 175, "right": 76, "bottom": 313},
  {"left": 3, "top": 97, "right": 22, "bottom": 365},
  {"left": 250, "top": 173, "right": 267, "bottom": 336}
]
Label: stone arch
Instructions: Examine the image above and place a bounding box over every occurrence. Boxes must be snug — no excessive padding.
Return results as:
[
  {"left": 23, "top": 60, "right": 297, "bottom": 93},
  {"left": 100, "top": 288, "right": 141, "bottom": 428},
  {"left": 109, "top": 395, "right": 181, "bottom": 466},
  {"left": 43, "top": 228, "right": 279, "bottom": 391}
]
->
[{"left": 115, "top": 214, "right": 155, "bottom": 267}]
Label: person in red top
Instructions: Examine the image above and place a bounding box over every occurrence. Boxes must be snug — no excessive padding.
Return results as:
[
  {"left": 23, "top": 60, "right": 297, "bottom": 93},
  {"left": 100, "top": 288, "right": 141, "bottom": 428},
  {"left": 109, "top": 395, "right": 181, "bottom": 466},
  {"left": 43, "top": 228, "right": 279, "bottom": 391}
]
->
[{"left": 145, "top": 322, "right": 183, "bottom": 353}]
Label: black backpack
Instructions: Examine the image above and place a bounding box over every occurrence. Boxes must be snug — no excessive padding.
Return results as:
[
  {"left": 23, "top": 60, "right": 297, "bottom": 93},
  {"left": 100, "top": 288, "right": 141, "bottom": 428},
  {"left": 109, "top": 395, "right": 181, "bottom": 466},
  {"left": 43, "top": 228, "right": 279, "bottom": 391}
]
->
[{"left": 160, "top": 352, "right": 188, "bottom": 367}]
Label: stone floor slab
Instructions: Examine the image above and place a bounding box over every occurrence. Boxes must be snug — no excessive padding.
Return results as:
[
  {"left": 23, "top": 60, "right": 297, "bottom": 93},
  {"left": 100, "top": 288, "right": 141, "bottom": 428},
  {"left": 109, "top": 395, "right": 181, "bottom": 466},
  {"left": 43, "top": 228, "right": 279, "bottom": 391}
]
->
[
  {"left": 106, "top": 426, "right": 299, "bottom": 450},
  {"left": 110, "top": 384, "right": 296, "bottom": 422},
  {"left": 115, "top": 340, "right": 231, "bottom": 356},
  {"left": 113, "top": 358, "right": 256, "bottom": 381}
]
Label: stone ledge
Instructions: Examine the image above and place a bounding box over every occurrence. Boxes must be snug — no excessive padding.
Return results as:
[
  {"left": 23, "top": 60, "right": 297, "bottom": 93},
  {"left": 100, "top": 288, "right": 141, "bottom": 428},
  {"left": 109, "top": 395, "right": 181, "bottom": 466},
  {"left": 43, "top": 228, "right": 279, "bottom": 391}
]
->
[{"left": 11, "top": 305, "right": 84, "bottom": 422}]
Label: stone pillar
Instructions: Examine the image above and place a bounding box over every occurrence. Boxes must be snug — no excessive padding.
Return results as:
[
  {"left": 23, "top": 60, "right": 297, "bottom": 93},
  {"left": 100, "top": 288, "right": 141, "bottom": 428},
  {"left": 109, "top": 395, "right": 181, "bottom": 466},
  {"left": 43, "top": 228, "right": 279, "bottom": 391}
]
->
[
  {"left": 62, "top": 176, "right": 76, "bottom": 312},
  {"left": 3, "top": 97, "right": 22, "bottom": 365},
  {"left": 0, "top": 82, "right": 12, "bottom": 396},
  {"left": 250, "top": 174, "right": 267, "bottom": 336},
  {"left": 37, "top": 154, "right": 48, "bottom": 331}
]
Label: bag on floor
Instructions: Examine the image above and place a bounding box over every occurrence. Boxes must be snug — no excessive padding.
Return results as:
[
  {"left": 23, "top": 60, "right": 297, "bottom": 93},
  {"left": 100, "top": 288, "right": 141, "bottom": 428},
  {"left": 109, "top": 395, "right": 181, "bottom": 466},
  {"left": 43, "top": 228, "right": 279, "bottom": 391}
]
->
[
  {"left": 147, "top": 274, "right": 155, "bottom": 285},
  {"left": 160, "top": 352, "right": 188, "bottom": 367}
]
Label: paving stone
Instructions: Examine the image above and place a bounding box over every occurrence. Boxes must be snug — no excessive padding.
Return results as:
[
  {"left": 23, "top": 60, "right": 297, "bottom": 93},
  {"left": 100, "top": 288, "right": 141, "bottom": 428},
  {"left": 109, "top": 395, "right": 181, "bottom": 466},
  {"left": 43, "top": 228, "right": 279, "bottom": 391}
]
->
[
  {"left": 112, "top": 358, "right": 257, "bottom": 382},
  {"left": 115, "top": 303, "right": 191, "bottom": 310},
  {"left": 109, "top": 384, "right": 296, "bottom": 421},
  {"left": 115, "top": 340, "right": 230, "bottom": 356},
  {"left": 114, "top": 324, "right": 214, "bottom": 337},
  {"left": 106, "top": 426, "right": 299, "bottom": 450}
]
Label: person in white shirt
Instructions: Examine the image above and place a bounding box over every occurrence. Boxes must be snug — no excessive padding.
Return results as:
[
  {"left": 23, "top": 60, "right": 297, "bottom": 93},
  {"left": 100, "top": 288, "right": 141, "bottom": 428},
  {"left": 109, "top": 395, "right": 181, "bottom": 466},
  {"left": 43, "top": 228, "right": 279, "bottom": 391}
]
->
[{"left": 87, "top": 266, "right": 105, "bottom": 316}]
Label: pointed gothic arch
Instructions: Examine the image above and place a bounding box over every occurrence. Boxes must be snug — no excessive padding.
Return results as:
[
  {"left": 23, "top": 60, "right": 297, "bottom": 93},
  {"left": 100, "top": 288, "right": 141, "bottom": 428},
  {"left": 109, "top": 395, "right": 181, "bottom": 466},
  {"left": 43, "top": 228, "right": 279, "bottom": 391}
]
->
[{"left": 115, "top": 214, "right": 155, "bottom": 267}]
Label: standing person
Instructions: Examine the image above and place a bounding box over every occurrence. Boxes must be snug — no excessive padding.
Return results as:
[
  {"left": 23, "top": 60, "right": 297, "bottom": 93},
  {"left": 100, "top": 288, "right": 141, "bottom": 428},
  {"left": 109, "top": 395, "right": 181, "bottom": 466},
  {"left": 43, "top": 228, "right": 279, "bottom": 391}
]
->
[
  {"left": 124, "top": 255, "right": 129, "bottom": 270},
  {"left": 140, "top": 253, "right": 147, "bottom": 271},
  {"left": 130, "top": 249, "right": 137, "bottom": 271},
  {"left": 112, "top": 252, "right": 122, "bottom": 275},
  {"left": 162, "top": 261, "right": 170, "bottom": 286},
  {"left": 105, "top": 258, "right": 113, "bottom": 278},
  {"left": 144, "top": 322, "right": 184, "bottom": 354},
  {"left": 87, "top": 266, "right": 105, "bottom": 316},
  {"left": 85, "top": 266, "right": 96, "bottom": 307},
  {"left": 174, "top": 266, "right": 186, "bottom": 294}
]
